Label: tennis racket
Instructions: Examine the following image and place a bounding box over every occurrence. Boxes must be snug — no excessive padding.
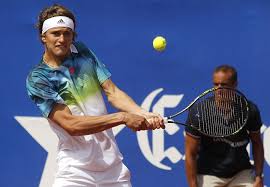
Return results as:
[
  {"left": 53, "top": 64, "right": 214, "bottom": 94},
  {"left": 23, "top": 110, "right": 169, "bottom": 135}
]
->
[{"left": 164, "top": 87, "right": 249, "bottom": 137}]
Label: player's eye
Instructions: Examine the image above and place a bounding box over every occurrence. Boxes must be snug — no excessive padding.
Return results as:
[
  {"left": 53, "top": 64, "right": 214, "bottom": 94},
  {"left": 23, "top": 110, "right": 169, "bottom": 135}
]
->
[
  {"left": 51, "top": 31, "right": 61, "bottom": 37},
  {"left": 63, "top": 31, "right": 72, "bottom": 38}
]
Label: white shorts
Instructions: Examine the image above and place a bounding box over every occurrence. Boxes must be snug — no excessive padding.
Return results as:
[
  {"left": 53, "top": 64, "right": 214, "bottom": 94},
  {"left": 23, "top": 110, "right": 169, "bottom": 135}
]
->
[{"left": 53, "top": 162, "right": 131, "bottom": 187}]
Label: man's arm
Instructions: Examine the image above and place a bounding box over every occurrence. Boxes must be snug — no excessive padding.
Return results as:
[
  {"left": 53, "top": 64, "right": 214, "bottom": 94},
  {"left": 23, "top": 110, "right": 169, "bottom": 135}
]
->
[
  {"left": 49, "top": 103, "right": 150, "bottom": 136},
  {"left": 185, "top": 133, "right": 200, "bottom": 187},
  {"left": 101, "top": 79, "right": 164, "bottom": 129},
  {"left": 249, "top": 132, "right": 264, "bottom": 186}
]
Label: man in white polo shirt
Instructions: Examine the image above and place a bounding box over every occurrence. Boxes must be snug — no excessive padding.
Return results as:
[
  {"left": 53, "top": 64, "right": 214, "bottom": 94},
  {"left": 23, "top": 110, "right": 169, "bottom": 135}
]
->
[{"left": 26, "top": 4, "right": 164, "bottom": 187}]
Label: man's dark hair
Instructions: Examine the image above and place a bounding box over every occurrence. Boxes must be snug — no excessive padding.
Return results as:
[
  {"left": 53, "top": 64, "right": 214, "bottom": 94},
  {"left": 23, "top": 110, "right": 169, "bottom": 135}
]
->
[
  {"left": 214, "top": 65, "right": 238, "bottom": 84},
  {"left": 36, "top": 4, "right": 76, "bottom": 35}
]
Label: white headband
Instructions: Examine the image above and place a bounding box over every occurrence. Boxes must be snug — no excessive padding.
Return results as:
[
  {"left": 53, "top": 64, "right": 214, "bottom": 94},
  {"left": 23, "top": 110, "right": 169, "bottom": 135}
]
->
[{"left": 42, "top": 16, "right": 74, "bottom": 34}]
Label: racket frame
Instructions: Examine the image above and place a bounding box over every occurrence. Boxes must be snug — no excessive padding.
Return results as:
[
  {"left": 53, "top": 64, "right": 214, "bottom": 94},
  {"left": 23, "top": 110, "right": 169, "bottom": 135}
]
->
[{"left": 164, "top": 87, "right": 249, "bottom": 137}]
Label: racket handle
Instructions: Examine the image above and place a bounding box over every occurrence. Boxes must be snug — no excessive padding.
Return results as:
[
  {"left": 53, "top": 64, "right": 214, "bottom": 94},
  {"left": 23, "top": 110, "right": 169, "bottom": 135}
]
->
[
  {"left": 164, "top": 117, "right": 174, "bottom": 123},
  {"left": 163, "top": 117, "right": 168, "bottom": 123}
]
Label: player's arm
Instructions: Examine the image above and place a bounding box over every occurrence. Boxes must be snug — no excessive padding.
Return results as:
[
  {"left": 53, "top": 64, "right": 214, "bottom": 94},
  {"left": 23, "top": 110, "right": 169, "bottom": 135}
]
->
[
  {"left": 101, "top": 79, "right": 164, "bottom": 129},
  {"left": 249, "top": 131, "right": 264, "bottom": 186},
  {"left": 48, "top": 103, "right": 150, "bottom": 136},
  {"left": 185, "top": 133, "right": 200, "bottom": 187},
  {"left": 247, "top": 103, "right": 264, "bottom": 186}
]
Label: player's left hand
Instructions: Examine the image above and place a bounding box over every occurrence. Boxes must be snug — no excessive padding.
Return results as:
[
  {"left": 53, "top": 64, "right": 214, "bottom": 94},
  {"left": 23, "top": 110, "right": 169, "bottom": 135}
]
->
[
  {"left": 253, "top": 176, "right": 263, "bottom": 187},
  {"left": 137, "top": 111, "right": 165, "bottom": 130}
]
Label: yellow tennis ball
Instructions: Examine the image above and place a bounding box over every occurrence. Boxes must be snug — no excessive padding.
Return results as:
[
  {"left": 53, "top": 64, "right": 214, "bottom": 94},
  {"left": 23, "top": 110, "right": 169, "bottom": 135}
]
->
[{"left": 153, "top": 36, "right": 166, "bottom": 51}]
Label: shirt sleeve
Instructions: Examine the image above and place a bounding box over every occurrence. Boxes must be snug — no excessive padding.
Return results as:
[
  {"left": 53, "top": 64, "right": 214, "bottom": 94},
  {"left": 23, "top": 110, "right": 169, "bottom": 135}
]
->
[
  {"left": 26, "top": 71, "right": 65, "bottom": 118},
  {"left": 90, "top": 49, "right": 112, "bottom": 84},
  {"left": 75, "top": 41, "right": 111, "bottom": 84},
  {"left": 246, "top": 102, "right": 263, "bottom": 133}
]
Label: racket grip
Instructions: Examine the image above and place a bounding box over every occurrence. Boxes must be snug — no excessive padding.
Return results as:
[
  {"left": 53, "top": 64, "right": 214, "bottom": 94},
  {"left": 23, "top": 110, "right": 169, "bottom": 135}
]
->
[
  {"left": 163, "top": 117, "right": 168, "bottom": 123},
  {"left": 163, "top": 117, "right": 174, "bottom": 124}
]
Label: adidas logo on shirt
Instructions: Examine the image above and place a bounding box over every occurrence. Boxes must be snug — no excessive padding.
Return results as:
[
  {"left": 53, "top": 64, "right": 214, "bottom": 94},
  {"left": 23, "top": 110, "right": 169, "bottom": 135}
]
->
[{"left": 57, "top": 19, "right": 65, "bottom": 24}]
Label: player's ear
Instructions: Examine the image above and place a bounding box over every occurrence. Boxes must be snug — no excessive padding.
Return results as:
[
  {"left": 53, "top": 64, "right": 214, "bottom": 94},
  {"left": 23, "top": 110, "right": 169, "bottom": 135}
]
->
[{"left": 41, "top": 34, "right": 46, "bottom": 43}]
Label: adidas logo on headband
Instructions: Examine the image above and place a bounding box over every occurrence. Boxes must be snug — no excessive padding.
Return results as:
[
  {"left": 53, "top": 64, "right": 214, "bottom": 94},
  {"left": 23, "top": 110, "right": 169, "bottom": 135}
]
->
[{"left": 57, "top": 19, "right": 65, "bottom": 24}]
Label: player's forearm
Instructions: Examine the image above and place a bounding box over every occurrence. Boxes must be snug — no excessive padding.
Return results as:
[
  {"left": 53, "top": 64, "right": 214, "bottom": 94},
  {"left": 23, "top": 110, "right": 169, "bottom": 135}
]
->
[
  {"left": 252, "top": 140, "right": 264, "bottom": 177},
  {"left": 102, "top": 79, "right": 145, "bottom": 114},
  {"left": 62, "top": 112, "right": 126, "bottom": 136},
  {"left": 108, "top": 88, "right": 144, "bottom": 114},
  {"left": 185, "top": 154, "right": 198, "bottom": 187}
]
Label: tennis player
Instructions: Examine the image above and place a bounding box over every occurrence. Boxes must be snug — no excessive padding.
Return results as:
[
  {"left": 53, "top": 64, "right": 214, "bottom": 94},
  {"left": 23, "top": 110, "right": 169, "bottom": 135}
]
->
[
  {"left": 185, "top": 65, "right": 264, "bottom": 187},
  {"left": 26, "top": 4, "right": 164, "bottom": 187}
]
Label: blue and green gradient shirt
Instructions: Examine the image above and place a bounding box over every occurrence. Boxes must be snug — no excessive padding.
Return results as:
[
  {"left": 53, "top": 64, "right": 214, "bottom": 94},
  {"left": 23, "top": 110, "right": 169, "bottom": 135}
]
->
[{"left": 26, "top": 42, "right": 126, "bottom": 173}]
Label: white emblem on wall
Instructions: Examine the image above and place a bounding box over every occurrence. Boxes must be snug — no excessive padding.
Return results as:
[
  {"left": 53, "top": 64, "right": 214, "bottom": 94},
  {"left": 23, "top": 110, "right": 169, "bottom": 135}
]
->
[
  {"left": 263, "top": 125, "right": 270, "bottom": 166},
  {"left": 137, "top": 88, "right": 184, "bottom": 170}
]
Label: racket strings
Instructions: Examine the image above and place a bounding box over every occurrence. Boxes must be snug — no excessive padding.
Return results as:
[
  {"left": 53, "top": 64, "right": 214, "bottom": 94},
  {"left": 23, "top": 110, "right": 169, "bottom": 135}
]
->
[{"left": 191, "top": 89, "right": 248, "bottom": 137}]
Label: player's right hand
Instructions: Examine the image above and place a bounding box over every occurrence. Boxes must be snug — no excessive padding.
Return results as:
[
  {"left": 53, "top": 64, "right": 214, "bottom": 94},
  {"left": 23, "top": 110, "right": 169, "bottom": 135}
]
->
[{"left": 123, "top": 113, "right": 152, "bottom": 131}]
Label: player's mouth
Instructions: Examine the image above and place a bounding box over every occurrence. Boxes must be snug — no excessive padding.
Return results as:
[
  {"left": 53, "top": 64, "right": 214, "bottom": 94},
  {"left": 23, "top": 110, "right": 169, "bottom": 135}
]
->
[{"left": 55, "top": 45, "right": 67, "bottom": 49}]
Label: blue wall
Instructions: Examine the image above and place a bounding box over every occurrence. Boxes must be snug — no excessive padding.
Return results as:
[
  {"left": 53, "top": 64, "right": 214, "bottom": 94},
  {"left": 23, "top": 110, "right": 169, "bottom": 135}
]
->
[{"left": 0, "top": 0, "right": 269, "bottom": 186}]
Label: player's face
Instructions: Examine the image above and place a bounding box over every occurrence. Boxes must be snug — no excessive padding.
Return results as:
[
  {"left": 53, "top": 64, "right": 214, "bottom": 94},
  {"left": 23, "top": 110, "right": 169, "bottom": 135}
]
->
[
  {"left": 213, "top": 71, "right": 237, "bottom": 89},
  {"left": 41, "top": 27, "right": 74, "bottom": 59}
]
